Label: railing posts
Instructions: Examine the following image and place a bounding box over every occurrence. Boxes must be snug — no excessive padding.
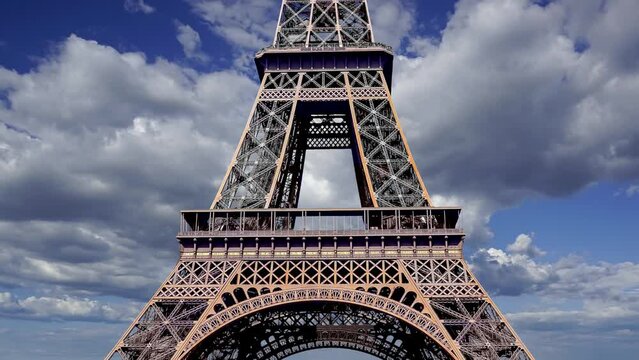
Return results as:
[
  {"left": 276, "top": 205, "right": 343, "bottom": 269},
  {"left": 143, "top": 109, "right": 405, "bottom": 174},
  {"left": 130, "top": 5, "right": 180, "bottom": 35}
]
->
[{"left": 178, "top": 208, "right": 461, "bottom": 238}]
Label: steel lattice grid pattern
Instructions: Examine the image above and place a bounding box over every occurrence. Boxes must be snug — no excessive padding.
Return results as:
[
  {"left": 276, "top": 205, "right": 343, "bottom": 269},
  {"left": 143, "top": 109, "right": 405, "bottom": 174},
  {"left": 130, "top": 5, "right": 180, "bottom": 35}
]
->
[
  {"left": 213, "top": 70, "right": 431, "bottom": 209},
  {"left": 275, "top": 0, "right": 374, "bottom": 48}
]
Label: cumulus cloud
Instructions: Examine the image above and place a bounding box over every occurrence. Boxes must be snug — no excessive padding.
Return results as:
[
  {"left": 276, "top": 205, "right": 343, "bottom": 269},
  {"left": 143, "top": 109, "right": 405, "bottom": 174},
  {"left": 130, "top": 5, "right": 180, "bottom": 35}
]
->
[
  {"left": 387, "top": 0, "right": 639, "bottom": 240},
  {"left": 471, "top": 236, "right": 555, "bottom": 296},
  {"left": 0, "top": 35, "right": 257, "bottom": 301},
  {"left": 0, "top": 292, "right": 139, "bottom": 322},
  {"left": 188, "top": 0, "right": 277, "bottom": 50},
  {"left": 472, "top": 234, "right": 639, "bottom": 299},
  {"left": 175, "top": 22, "right": 209, "bottom": 62},
  {"left": 124, "top": 0, "right": 155, "bottom": 14},
  {"left": 507, "top": 234, "right": 546, "bottom": 257},
  {"left": 297, "top": 150, "right": 361, "bottom": 208},
  {"left": 368, "top": 0, "right": 417, "bottom": 49},
  {"left": 470, "top": 233, "right": 639, "bottom": 356}
]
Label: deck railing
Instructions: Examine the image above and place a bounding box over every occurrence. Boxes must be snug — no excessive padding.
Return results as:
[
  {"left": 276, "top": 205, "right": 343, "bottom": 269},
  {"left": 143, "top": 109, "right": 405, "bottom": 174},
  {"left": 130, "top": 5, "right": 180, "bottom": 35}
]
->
[{"left": 179, "top": 207, "right": 462, "bottom": 238}]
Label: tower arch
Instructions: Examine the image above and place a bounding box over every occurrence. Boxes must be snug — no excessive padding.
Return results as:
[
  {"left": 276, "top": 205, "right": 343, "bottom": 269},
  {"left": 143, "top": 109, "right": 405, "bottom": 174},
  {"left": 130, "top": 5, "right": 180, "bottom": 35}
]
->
[{"left": 180, "top": 289, "right": 456, "bottom": 360}]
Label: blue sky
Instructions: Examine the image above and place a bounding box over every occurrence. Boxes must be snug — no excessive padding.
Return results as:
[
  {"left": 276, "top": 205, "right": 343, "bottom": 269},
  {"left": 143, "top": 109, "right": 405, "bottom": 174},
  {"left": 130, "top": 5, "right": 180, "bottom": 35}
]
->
[{"left": 1, "top": 0, "right": 638, "bottom": 359}]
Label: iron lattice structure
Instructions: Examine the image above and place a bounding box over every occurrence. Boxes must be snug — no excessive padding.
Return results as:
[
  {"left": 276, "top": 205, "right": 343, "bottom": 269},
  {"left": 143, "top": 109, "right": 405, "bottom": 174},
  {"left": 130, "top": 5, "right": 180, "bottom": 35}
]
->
[{"left": 107, "top": 1, "right": 535, "bottom": 360}]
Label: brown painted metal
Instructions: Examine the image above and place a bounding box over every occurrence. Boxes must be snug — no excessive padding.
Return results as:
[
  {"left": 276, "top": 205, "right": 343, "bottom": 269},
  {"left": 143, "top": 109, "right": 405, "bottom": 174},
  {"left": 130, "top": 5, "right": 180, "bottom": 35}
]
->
[{"left": 106, "top": 1, "right": 535, "bottom": 359}]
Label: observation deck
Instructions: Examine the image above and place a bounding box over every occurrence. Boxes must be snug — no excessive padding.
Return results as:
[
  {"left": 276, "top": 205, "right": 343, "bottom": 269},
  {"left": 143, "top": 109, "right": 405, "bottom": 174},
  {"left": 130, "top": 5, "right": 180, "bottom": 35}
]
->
[
  {"left": 254, "top": 43, "right": 395, "bottom": 86},
  {"left": 177, "top": 207, "right": 464, "bottom": 260}
]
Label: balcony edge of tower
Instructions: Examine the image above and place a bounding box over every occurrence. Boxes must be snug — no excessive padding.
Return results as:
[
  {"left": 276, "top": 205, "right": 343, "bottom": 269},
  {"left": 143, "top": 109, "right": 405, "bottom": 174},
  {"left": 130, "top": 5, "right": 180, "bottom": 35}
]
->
[
  {"left": 176, "top": 207, "right": 465, "bottom": 261},
  {"left": 254, "top": 44, "right": 395, "bottom": 89}
]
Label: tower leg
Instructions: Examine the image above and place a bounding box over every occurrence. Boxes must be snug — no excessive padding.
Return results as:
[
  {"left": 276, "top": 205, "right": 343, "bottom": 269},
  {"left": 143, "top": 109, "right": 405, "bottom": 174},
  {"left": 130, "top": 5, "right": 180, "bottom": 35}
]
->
[
  {"left": 346, "top": 70, "right": 431, "bottom": 207},
  {"left": 105, "top": 260, "right": 238, "bottom": 360},
  {"left": 403, "top": 258, "right": 535, "bottom": 359},
  {"left": 212, "top": 72, "right": 302, "bottom": 209}
]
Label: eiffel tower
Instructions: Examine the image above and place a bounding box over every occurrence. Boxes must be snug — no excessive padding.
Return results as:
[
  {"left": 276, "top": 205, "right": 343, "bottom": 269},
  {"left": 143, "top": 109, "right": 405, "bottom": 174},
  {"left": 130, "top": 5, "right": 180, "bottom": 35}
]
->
[{"left": 106, "top": 1, "right": 535, "bottom": 359}]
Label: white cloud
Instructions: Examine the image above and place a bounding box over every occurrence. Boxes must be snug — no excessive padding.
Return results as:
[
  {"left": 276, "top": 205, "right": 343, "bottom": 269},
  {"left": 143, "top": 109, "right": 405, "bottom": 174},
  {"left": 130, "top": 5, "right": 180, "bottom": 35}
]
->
[
  {"left": 0, "top": 35, "right": 257, "bottom": 299},
  {"left": 625, "top": 184, "right": 639, "bottom": 197},
  {"left": 0, "top": 292, "right": 139, "bottom": 322},
  {"left": 472, "top": 234, "right": 639, "bottom": 300},
  {"left": 387, "top": 0, "right": 639, "bottom": 242},
  {"left": 507, "top": 233, "right": 546, "bottom": 257},
  {"left": 471, "top": 236, "right": 555, "bottom": 296},
  {"left": 175, "top": 22, "right": 209, "bottom": 62},
  {"left": 471, "top": 234, "right": 639, "bottom": 356},
  {"left": 368, "top": 0, "right": 416, "bottom": 49},
  {"left": 297, "top": 150, "right": 361, "bottom": 208},
  {"left": 124, "top": 0, "right": 155, "bottom": 14},
  {"left": 187, "top": 0, "right": 277, "bottom": 50}
]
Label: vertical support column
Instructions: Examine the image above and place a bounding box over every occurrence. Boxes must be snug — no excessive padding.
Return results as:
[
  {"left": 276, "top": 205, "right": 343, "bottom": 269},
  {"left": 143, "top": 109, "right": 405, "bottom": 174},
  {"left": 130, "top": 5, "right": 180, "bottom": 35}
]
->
[
  {"left": 363, "top": 0, "right": 375, "bottom": 42},
  {"left": 265, "top": 74, "right": 304, "bottom": 207},
  {"left": 379, "top": 71, "right": 433, "bottom": 205},
  {"left": 212, "top": 72, "right": 300, "bottom": 209},
  {"left": 304, "top": 1, "right": 315, "bottom": 47},
  {"left": 346, "top": 70, "right": 429, "bottom": 207},
  {"left": 211, "top": 74, "right": 268, "bottom": 209},
  {"left": 345, "top": 71, "right": 380, "bottom": 207},
  {"left": 334, "top": 1, "right": 344, "bottom": 47},
  {"left": 272, "top": 0, "right": 286, "bottom": 47}
]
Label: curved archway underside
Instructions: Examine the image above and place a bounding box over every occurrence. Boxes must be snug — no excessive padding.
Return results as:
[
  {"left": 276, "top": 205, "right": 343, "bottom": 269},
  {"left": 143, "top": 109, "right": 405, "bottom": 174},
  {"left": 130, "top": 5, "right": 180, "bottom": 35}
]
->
[{"left": 186, "top": 302, "right": 454, "bottom": 360}]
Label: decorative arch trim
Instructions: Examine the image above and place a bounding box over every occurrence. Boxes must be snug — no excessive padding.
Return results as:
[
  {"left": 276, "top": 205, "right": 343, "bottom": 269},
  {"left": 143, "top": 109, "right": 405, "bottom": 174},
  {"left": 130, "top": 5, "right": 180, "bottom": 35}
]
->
[{"left": 177, "top": 288, "right": 458, "bottom": 359}]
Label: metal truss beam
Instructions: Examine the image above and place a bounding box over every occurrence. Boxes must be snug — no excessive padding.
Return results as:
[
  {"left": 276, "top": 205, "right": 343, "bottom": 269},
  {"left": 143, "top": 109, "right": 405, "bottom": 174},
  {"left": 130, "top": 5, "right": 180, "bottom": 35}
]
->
[{"left": 211, "top": 70, "right": 431, "bottom": 209}]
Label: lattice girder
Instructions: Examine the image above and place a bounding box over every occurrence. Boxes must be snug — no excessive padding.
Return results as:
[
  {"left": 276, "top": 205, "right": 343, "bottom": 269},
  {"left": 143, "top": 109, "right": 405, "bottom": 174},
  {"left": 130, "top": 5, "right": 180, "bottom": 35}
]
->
[
  {"left": 116, "top": 300, "right": 209, "bottom": 360},
  {"left": 213, "top": 69, "right": 431, "bottom": 209},
  {"left": 275, "top": 0, "right": 373, "bottom": 49},
  {"left": 431, "top": 299, "right": 530, "bottom": 360}
]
